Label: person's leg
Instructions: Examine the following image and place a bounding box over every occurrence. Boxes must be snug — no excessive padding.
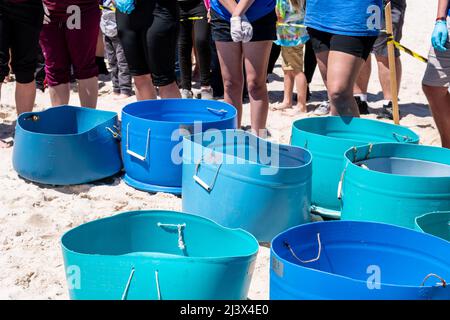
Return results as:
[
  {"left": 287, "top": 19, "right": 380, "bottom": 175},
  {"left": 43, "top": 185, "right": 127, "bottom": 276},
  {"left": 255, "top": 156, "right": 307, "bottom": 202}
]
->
[
  {"left": 354, "top": 55, "right": 371, "bottom": 96},
  {"left": 216, "top": 41, "right": 244, "bottom": 125},
  {"left": 267, "top": 43, "right": 281, "bottom": 75},
  {"left": 67, "top": 7, "right": 100, "bottom": 108},
  {"left": 376, "top": 55, "right": 402, "bottom": 100},
  {"left": 281, "top": 70, "right": 295, "bottom": 108},
  {"left": 0, "top": 6, "right": 12, "bottom": 104},
  {"left": 104, "top": 35, "right": 120, "bottom": 95},
  {"left": 422, "top": 85, "right": 450, "bottom": 148},
  {"left": 210, "top": 38, "right": 224, "bottom": 97},
  {"left": 193, "top": 16, "right": 212, "bottom": 91},
  {"left": 49, "top": 83, "right": 70, "bottom": 105},
  {"left": 178, "top": 17, "right": 194, "bottom": 91},
  {"left": 315, "top": 51, "right": 329, "bottom": 88},
  {"left": 147, "top": 1, "right": 181, "bottom": 98},
  {"left": 294, "top": 71, "right": 308, "bottom": 112},
  {"left": 113, "top": 36, "right": 133, "bottom": 97},
  {"left": 304, "top": 39, "right": 317, "bottom": 84},
  {"left": 243, "top": 40, "right": 272, "bottom": 136},
  {"left": 326, "top": 50, "right": 364, "bottom": 116}
]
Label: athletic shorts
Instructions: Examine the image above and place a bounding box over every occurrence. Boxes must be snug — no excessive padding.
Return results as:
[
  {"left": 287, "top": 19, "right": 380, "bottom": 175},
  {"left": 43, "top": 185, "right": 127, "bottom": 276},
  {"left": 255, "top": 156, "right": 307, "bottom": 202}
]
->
[
  {"left": 281, "top": 45, "right": 304, "bottom": 72},
  {"left": 116, "top": 0, "right": 179, "bottom": 87},
  {"left": 422, "top": 18, "right": 450, "bottom": 88},
  {"left": 372, "top": 2, "right": 406, "bottom": 57},
  {"left": 307, "top": 27, "right": 377, "bottom": 61},
  {"left": 40, "top": 7, "right": 100, "bottom": 87},
  {"left": 210, "top": 9, "right": 277, "bottom": 42},
  {"left": 0, "top": 0, "right": 44, "bottom": 83}
]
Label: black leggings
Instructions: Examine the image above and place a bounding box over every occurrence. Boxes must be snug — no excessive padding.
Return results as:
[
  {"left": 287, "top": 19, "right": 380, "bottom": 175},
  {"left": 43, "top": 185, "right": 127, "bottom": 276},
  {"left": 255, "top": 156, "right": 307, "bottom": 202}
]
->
[
  {"left": 116, "top": 0, "right": 178, "bottom": 87},
  {"left": 0, "top": 0, "right": 44, "bottom": 83},
  {"left": 304, "top": 39, "right": 317, "bottom": 84},
  {"left": 178, "top": 0, "right": 211, "bottom": 90}
]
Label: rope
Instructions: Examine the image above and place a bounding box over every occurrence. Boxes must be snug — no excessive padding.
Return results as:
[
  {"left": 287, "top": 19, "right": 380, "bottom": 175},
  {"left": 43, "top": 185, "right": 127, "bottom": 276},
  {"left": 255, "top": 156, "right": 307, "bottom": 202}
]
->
[
  {"left": 155, "top": 270, "right": 161, "bottom": 300},
  {"left": 284, "top": 233, "right": 322, "bottom": 264},
  {"left": 157, "top": 223, "right": 186, "bottom": 251},
  {"left": 421, "top": 273, "right": 447, "bottom": 288},
  {"left": 121, "top": 267, "right": 135, "bottom": 300}
]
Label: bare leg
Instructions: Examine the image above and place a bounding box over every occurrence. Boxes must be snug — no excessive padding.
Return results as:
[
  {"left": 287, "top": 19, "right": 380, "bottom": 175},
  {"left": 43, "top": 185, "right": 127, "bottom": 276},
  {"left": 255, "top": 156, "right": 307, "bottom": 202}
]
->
[
  {"left": 315, "top": 51, "right": 329, "bottom": 88},
  {"left": 49, "top": 83, "right": 70, "bottom": 106},
  {"left": 423, "top": 85, "right": 450, "bottom": 148},
  {"left": 377, "top": 55, "right": 402, "bottom": 100},
  {"left": 326, "top": 51, "right": 364, "bottom": 117},
  {"left": 216, "top": 41, "right": 244, "bottom": 127},
  {"left": 294, "top": 71, "right": 308, "bottom": 112},
  {"left": 243, "top": 41, "right": 272, "bottom": 136},
  {"left": 272, "top": 70, "right": 294, "bottom": 111},
  {"left": 354, "top": 55, "right": 371, "bottom": 95},
  {"left": 159, "top": 82, "right": 182, "bottom": 99},
  {"left": 133, "top": 74, "right": 157, "bottom": 101},
  {"left": 78, "top": 76, "right": 98, "bottom": 108}
]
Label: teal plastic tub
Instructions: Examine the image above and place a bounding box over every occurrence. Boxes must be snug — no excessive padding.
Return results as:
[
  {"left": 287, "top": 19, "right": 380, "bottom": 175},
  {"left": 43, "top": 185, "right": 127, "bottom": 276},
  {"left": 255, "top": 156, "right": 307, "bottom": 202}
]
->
[
  {"left": 61, "top": 210, "right": 258, "bottom": 300},
  {"left": 340, "top": 143, "right": 450, "bottom": 229},
  {"left": 415, "top": 212, "right": 450, "bottom": 242},
  {"left": 291, "top": 116, "right": 419, "bottom": 218}
]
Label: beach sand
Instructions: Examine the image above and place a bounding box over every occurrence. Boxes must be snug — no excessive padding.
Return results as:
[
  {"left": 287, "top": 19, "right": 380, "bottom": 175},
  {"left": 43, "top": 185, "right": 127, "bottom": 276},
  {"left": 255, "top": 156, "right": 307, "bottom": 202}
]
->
[{"left": 0, "top": 1, "right": 441, "bottom": 299}]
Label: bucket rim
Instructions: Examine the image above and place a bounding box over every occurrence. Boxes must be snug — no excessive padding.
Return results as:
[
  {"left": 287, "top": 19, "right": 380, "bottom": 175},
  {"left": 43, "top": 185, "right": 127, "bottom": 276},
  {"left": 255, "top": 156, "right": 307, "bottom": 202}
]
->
[
  {"left": 16, "top": 105, "right": 118, "bottom": 137},
  {"left": 271, "top": 220, "right": 450, "bottom": 289},
  {"left": 183, "top": 129, "right": 313, "bottom": 171},
  {"left": 121, "top": 98, "right": 238, "bottom": 125},
  {"left": 292, "top": 116, "right": 420, "bottom": 145},
  {"left": 415, "top": 211, "right": 450, "bottom": 235},
  {"left": 344, "top": 142, "right": 450, "bottom": 179},
  {"left": 61, "top": 209, "right": 259, "bottom": 260}
]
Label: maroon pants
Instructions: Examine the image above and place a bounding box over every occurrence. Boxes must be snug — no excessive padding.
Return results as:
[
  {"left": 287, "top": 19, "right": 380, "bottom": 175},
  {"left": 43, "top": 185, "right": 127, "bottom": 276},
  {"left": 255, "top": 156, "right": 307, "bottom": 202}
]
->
[{"left": 40, "top": 7, "right": 100, "bottom": 87}]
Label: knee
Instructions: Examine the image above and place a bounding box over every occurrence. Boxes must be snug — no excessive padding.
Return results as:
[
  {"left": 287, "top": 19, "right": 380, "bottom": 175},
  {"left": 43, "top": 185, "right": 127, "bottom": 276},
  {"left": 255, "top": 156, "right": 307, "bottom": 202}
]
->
[
  {"left": 328, "top": 85, "right": 352, "bottom": 104},
  {"left": 247, "top": 78, "right": 267, "bottom": 98},
  {"left": 223, "top": 78, "right": 243, "bottom": 94}
]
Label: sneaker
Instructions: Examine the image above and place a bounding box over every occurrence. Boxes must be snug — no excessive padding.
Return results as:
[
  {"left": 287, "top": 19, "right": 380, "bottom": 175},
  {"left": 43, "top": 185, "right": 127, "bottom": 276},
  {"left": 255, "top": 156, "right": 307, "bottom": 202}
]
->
[
  {"left": 200, "top": 87, "right": 214, "bottom": 100},
  {"left": 377, "top": 101, "right": 394, "bottom": 120},
  {"left": 313, "top": 101, "right": 330, "bottom": 116},
  {"left": 355, "top": 96, "right": 369, "bottom": 115},
  {"left": 181, "top": 89, "right": 194, "bottom": 99}
]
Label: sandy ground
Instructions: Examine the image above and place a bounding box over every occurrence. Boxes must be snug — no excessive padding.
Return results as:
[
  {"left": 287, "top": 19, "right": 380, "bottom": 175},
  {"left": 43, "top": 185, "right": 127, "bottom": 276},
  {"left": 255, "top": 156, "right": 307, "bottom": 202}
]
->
[{"left": 0, "top": 2, "right": 442, "bottom": 300}]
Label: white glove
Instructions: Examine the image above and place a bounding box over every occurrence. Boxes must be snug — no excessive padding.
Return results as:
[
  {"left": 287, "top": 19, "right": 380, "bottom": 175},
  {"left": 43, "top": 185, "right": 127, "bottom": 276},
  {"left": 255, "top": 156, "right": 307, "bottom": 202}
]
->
[
  {"left": 241, "top": 15, "right": 253, "bottom": 43},
  {"left": 230, "top": 16, "right": 243, "bottom": 42},
  {"left": 43, "top": 4, "right": 51, "bottom": 24}
]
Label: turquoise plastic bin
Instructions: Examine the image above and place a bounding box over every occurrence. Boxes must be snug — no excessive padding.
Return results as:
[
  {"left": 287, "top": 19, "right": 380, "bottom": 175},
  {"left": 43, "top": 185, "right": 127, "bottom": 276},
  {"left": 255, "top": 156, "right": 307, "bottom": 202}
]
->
[
  {"left": 182, "top": 129, "right": 312, "bottom": 242},
  {"left": 13, "top": 106, "right": 122, "bottom": 185},
  {"left": 340, "top": 143, "right": 450, "bottom": 229},
  {"left": 415, "top": 212, "right": 450, "bottom": 242},
  {"left": 270, "top": 221, "right": 450, "bottom": 300},
  {"left": 61, "top": 210, "right": 258, "bottom": 300},
  {"left": 121, "top": 99, "right": 237, "bottom": 194},
  {"left": 291, "top": 116, "right": 419, "bottom": 218}
]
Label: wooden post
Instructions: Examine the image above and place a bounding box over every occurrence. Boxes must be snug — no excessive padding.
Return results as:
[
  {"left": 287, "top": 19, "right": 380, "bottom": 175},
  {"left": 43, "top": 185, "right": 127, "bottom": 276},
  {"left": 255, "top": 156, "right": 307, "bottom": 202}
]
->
[{"left": 385, "top": 1, "right": 400, "bottom": 124}]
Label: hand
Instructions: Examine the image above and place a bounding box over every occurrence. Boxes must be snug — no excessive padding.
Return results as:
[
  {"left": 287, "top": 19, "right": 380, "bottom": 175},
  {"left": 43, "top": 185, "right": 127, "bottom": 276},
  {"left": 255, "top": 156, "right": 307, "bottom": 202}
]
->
[
  {"left": 115, "top": 0, "right": 135, "bottom": 14},
  {"left": 43, "top": 4, "right": 51, "bottom": 24},
  {"left": 230, "top": 16, "right": 243, "bottom": 42},
  {"left": 432, "top": 20, "right": 448, "bottom": 52},
  {"left": 241, "top": 15, "right": 253, "bottom": 43},
  {"left": 207, "top": 9, "right": 211, "bottom": 23}
]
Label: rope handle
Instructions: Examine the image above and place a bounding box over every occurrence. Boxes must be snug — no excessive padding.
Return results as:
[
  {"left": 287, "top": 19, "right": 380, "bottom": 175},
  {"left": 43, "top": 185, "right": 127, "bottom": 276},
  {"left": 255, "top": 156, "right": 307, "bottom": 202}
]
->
[
  {"left": 392, "top": 132, "right": 413, "bottom": 142},
  {"left": 121, "top": 268, "right": 162, "bottom": 300},
  {"left": 284, "top": 233, "right": 322, "bottom": 264},
  {"left": 157, "top": 223, "right": 187, "bottom": 251},
  {"left": 421, "top": 273, "right": 447, "bottom": 288}
]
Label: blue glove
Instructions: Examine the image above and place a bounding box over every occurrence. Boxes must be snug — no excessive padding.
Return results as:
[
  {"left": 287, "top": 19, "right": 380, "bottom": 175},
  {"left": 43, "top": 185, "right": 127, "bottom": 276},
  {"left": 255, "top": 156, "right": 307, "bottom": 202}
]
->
[
  {"left": 432, "top": 20, "right": 448, "bottom": 52},
  {"left": 115, "top": 0, "right": 135, "bottom": 14}
]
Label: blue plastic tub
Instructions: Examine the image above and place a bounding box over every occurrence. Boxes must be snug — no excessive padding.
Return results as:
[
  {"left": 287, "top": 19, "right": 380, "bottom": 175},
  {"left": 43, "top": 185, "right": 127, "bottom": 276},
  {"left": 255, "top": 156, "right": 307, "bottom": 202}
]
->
[
  {"left": 291, "top": 116, "right": 419, "bottom": 219},
  {"left": 270, "top": 221, "right": 450, "bottom": 300},
  {"left": 415, "top": 212, "right": 450, "bottom": 242},
  {"left": 121, "top": 99, "right": 237, "bottom": 194},
  {"left": 13, "top": 106, "right": 122, "bottom": 185},
  {"left": 340, "top": 143, "right": 450, "bottom": 229},
  {"left": 61, "top": 210, "right": 258, "bottom": 300},
  {"left": 182, "top": 129, "right": 312, "bottom": 242}
]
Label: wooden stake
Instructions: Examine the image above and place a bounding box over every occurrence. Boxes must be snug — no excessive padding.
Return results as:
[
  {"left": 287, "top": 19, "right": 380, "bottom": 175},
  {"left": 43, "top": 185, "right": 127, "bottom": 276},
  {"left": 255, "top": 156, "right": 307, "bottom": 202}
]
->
[{"left": 385, "top": 2, "right": 400, "bottom": 124}]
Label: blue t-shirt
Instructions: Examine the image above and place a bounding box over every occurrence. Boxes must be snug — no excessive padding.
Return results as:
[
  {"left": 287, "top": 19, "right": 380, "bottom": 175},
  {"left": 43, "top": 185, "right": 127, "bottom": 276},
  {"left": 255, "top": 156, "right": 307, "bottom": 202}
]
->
[
  {"left": 305, "top": 0, "right": 383, "bottom": 37},
  {"left": 210, "top": 0, "right": 276, "bottom": 22}
]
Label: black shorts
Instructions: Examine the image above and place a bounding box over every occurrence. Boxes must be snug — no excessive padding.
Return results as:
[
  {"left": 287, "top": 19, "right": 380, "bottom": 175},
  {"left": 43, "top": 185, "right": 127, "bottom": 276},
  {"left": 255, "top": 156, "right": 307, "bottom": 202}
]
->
[
  {"left": 307, "top": 27, "right": 377, "bottom": 61},
  {"left": 211, "top": 9, "right": 277, "bottom": 42},
  {"left": 0, "top": 0, "right": 44, "bottom": 83},
  {"left": 116, "top": 0, "right": 178, "bottom": 87}
]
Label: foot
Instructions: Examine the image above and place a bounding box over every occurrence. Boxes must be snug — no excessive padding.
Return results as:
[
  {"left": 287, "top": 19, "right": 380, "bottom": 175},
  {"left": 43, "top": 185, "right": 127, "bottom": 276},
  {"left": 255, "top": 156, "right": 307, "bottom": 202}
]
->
[
  {"left": 181, "top": 89, "right": 194, "bottom": 99},
  {"left": 200, "top": 87, "right": 214, "bottom": 100},
  {"left": 0, "top": 137, "right": 13, "bottom": 148},
  {"left": 271, "top": 102, "right": 293, "bottom": 111},
  {"left": 313, "top": 101, "right": 330, "bottom": 116},
  {"left": 377, "top": 101, "right": 394, "bottom": 120},
  {"left": 355, "top": 96, "right": 370, "bottom": 115}
]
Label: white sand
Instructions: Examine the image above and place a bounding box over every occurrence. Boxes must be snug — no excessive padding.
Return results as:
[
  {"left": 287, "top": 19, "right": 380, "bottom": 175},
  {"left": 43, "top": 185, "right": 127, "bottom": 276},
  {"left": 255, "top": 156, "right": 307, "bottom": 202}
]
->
[{"left": 0, "top": 1, "right": 441, "bottom": 299}]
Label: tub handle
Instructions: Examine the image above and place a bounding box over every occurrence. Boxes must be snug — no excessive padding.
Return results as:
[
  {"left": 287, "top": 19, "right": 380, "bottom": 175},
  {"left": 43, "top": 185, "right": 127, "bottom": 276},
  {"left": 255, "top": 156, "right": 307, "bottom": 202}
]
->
[
  {"left": 393, "top": 132, "right": 413, "bottom": 142},
  {"left": 283, "top": 233, "right": 322, "bottom": 264},
  {"left": 157, "top": 222, "right": 186, "bottom": 251},
  {"left": 105, "top": 126, "right": 121, "bottom": 140},
  {"left": 193, "top": 158, "right": 222, "bottom": 192},
  {"left": 337, "top": 163, "right": 349, "bottom": 200},
  {"left": 121, "top": 268, "right": 162, "bottom": 300},
  {"left": 126, "top": 123, "right": 150, "bottom": 161},
  {"left": 421, "top": 273, "right": 447, "bottom": 288},
  {"left": 207, "top": 107, "right": 228, "bottom": 117}
]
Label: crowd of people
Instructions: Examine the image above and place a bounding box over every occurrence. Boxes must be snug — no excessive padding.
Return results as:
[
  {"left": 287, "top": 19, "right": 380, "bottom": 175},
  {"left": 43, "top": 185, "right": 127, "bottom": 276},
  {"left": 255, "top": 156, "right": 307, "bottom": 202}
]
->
[{"left": 0, "top": 0, "right": 449, "bottom": 148}]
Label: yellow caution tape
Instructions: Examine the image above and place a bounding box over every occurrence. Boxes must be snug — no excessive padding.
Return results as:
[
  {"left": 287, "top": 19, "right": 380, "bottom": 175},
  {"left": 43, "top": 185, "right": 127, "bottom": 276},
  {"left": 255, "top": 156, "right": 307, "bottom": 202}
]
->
[
  {"left": 100, "top": 5, "right": 116, "bottom": 12},
  {"left": 180, "top": 16, "right": 204, "bottom": 22},
  {"left": 276, "top": 22, "right": 306, "bottom": 28},
  {"left": 386, "top": 34, "right": 428, "bottom": 63}
]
